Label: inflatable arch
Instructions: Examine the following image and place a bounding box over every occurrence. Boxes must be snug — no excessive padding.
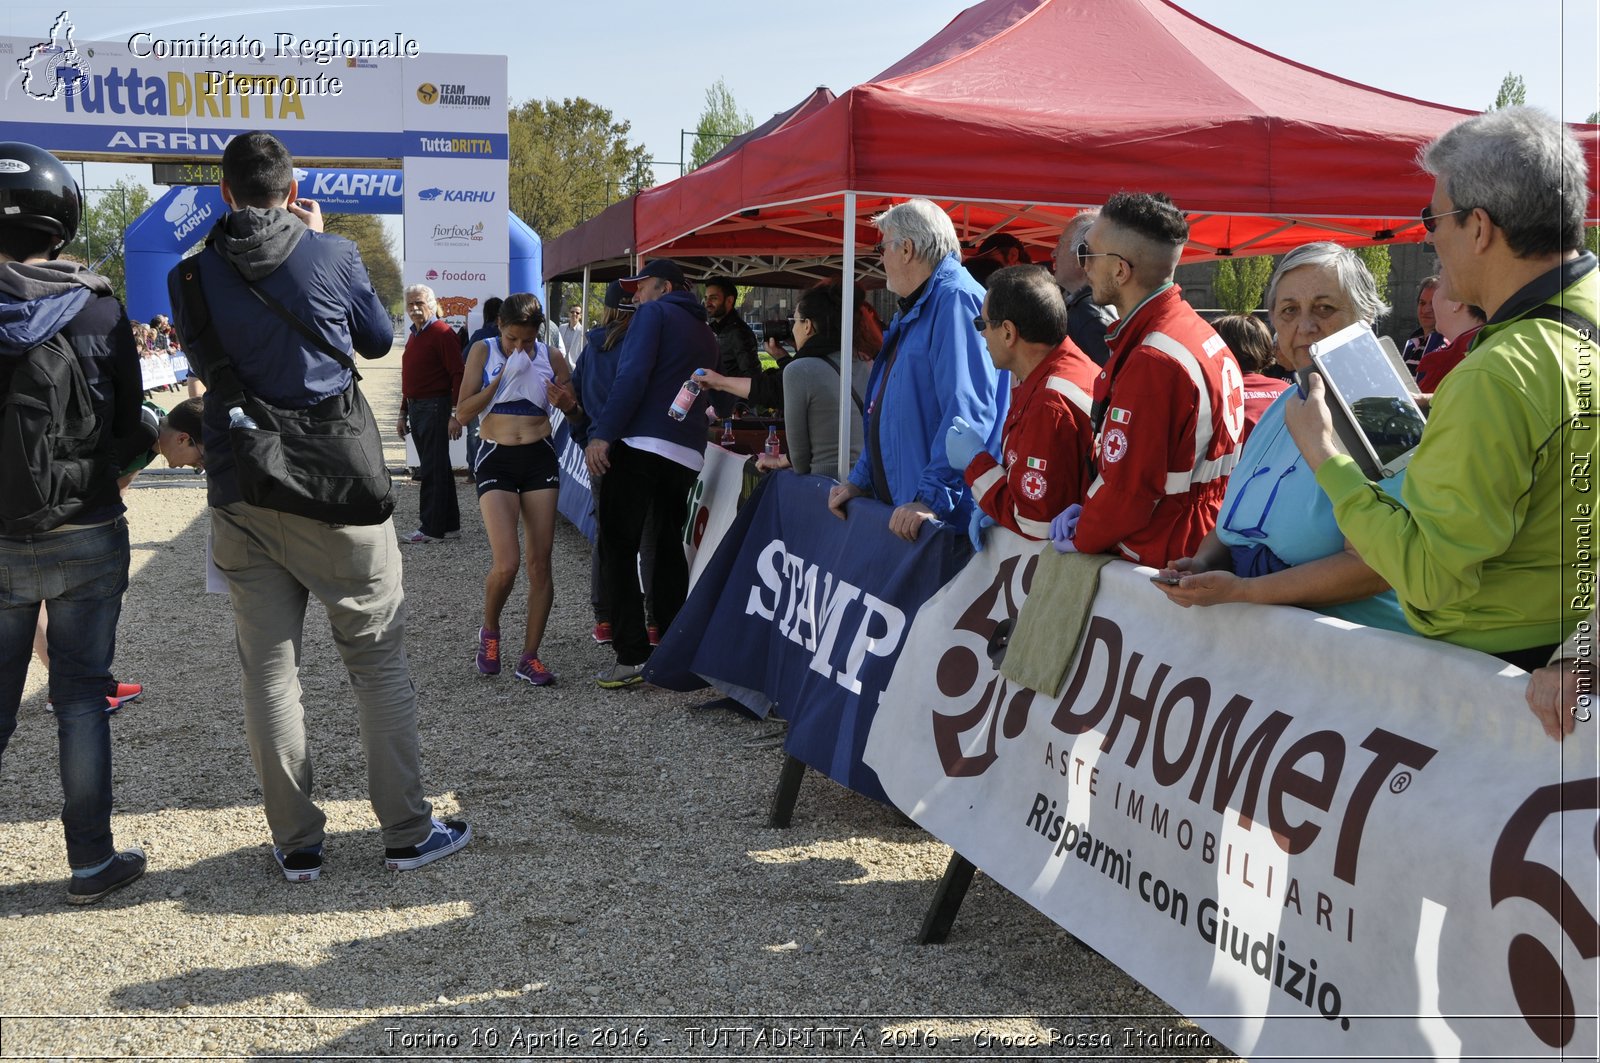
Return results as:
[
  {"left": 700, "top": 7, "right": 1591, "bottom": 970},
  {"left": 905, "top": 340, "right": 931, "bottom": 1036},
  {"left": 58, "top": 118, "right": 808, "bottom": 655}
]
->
[{"left": 122, "top": 169, "right": 544, "bottom": 326}]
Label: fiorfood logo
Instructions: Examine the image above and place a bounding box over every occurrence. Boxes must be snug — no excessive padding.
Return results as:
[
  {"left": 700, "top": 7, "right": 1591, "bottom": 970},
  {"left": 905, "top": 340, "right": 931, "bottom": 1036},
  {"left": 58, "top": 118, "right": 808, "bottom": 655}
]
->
[
  {"left": 430, "top": 221, "right": 485, "bottom": 246},
  {"left": 416, "top": 82, "right": 438, "bottom": 104},
  {"left": 18, "top": 10, "right": 92, "bottom": 101}
]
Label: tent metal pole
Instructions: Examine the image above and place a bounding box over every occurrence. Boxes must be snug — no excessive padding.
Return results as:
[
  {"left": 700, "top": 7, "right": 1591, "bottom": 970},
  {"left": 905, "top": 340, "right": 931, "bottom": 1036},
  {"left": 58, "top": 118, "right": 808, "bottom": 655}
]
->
[
  {"left": 838, "top": 191, "right": 858, "bottom": 483},
  {"left": 581, "top": 264, "right": 592, "bottom": 334}
]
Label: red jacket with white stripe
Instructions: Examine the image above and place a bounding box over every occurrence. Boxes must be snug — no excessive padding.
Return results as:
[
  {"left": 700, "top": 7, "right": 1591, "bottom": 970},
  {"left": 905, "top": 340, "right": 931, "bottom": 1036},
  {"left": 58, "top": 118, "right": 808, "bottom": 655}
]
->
[
  {"left": 963, "top": 339, "right": 1099, "bottom": 539},
  {"left": 1075, "top": 285, "right": 1245, "bottom": 564}
]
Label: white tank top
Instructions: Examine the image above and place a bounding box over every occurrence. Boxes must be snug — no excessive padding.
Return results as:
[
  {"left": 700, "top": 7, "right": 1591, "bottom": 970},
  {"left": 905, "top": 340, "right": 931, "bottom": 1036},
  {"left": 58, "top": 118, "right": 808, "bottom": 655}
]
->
[{"left": 481, "top": 336, "right": 555, "bottom": 416}]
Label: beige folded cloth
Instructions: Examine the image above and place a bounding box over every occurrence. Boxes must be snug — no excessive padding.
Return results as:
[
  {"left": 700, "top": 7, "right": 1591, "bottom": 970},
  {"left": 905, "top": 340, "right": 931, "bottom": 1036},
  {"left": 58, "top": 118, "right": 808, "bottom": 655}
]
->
[{"left": 1000, "top": 550, "right": 1116, "bottom": 696}]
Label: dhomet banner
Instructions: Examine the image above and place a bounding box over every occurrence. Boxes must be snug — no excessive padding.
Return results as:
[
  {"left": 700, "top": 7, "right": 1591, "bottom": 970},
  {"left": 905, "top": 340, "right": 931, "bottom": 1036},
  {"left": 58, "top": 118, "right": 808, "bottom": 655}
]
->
[
  {"left": 865, "top": 531, "right": 1600, "bottom": 1062},
  {"left": 0, "top": 13, "right": 506, "bottom": 161}
]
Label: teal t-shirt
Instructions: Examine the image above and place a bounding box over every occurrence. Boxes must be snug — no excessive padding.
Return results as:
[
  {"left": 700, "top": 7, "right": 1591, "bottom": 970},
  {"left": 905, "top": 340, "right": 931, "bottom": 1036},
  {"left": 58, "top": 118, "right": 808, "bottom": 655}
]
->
[{"left": 1216, "top": 392, "right": 1410, "bottom": 632}]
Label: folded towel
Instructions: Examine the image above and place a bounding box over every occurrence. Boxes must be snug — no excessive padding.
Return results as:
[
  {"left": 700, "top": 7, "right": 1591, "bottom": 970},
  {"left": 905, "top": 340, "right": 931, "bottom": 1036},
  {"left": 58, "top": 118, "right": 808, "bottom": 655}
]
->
[{"left": 1000, "top": 549, "right": 1116, "bottom": 696}]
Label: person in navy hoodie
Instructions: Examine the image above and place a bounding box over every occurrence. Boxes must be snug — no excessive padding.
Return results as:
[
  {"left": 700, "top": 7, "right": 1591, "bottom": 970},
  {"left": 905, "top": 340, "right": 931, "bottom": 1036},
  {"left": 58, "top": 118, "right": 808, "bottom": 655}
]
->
[
  {"left": 169, "top": 131, "right": 468, "bottom": 883},
  {"left": 0, "top": 142, "right": 148, "bottom": 905},
  {"left": 583, "top": 260, "right": 717, "bottom": 688}
]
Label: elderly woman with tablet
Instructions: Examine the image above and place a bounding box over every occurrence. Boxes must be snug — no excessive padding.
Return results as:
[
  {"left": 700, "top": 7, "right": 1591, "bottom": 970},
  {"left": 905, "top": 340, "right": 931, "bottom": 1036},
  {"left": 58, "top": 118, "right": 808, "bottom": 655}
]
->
[{"left": 1152, "top": 242, "right": 1411, "bottom": 632}]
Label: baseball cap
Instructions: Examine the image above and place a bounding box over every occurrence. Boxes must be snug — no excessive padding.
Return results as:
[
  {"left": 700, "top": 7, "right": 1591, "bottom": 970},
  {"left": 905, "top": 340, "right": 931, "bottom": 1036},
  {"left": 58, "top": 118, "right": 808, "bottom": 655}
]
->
[
  {"left": 603, "top": 279, "right": 635, "bottom": 313},
  {"left": 619, "top": 259, "right": 689, "bottom": 292},
  {"left": 971, "top": 232, "right": 1030, "bottom": 262}
]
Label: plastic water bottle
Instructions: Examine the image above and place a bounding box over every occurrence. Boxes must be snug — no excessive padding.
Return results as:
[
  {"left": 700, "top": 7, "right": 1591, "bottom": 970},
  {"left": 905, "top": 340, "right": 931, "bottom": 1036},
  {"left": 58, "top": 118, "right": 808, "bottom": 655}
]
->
[
  {"left": 720, "top": 420, "right": 737, "bottom": 449},
  {"left": 228, "top": 405, "right": 258, "bottom": 430},
  {"left": 763, "top": 425, "right": 781, "bottom": 459},
  {"left": 667, "top": 377, "right": 702, "bottom": 421}
]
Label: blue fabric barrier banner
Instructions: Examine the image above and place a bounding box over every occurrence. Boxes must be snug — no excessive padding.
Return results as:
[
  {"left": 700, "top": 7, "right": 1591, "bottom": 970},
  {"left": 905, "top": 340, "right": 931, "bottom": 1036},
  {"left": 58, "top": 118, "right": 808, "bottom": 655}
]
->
[
  {"left": 646, "top": 470, "right": 972, "bottom": 803},
  {"left": 549, "top": 408, "right": 596, "bottom": 543}
]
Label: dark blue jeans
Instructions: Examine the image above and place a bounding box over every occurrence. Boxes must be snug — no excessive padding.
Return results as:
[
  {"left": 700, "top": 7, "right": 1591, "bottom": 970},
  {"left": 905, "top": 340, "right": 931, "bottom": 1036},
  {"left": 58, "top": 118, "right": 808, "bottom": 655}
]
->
[
  {"left": 0, "top": 519, "right": 130, "bottom": 869},
  {"left": 408, "top": 396, "right": 459, "bottom": 538}
]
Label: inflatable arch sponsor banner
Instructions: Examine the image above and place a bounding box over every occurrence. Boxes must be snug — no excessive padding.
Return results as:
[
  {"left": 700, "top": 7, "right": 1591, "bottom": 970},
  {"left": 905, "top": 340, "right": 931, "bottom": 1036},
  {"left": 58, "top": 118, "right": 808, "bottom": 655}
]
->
[{"left": 864, "top": 530, "right": 1598, "bottom": 1062}]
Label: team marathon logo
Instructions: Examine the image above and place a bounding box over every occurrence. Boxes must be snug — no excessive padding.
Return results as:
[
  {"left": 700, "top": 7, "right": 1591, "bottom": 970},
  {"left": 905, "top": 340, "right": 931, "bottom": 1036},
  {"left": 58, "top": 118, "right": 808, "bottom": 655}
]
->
[
  {"left": 415, "top": 81, "right": 492, "bottom": 108},
  {"left": 18, "top": 11, "right": 91, "bottom": 101}
]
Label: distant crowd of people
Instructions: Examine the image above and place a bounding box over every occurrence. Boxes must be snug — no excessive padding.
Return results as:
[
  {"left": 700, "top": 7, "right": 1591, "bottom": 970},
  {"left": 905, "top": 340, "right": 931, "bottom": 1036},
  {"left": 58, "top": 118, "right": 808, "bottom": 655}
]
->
[{"left": 0, "top": 103, "right": 1591, "bottom": 907}]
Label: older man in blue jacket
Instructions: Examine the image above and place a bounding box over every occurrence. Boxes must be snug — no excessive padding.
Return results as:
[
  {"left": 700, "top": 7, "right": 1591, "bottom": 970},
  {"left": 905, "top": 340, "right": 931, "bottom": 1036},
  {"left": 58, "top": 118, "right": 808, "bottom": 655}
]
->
[{"left": 828, "top": 199, "right": 1006, "bottom": 541}]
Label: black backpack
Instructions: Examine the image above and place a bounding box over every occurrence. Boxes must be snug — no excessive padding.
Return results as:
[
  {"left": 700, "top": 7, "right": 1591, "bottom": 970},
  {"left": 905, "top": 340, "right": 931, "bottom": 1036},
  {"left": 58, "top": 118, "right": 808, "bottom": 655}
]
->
[{"left": 0, "top": 330, "right": 108, "bottom": 534}]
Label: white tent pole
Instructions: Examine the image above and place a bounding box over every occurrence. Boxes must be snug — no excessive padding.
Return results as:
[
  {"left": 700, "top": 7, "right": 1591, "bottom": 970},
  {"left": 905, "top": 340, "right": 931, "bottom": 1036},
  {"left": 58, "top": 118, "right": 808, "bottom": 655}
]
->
[
  {"left": 581, "top": 263, "right": 592, "bottom": 335},
  {"left": 838, "top": 191, "right": 858, "bottom": 483}
]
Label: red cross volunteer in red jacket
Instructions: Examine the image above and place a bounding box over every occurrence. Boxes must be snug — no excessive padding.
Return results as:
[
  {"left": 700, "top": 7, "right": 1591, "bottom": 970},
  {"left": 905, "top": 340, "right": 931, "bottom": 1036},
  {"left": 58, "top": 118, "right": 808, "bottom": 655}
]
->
[
  {"left": 952, "top": 266, "right": 1097, "bottom": 541},
  {"left": 1059, "top": 192, "right": 1244, "bottom": 564}
]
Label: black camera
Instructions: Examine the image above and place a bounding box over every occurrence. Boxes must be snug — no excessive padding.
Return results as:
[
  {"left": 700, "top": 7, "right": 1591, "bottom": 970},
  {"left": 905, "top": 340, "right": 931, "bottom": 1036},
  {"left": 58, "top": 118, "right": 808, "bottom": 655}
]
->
[{"left": 763, "top": 319, "right": 793, "bottom": 345}]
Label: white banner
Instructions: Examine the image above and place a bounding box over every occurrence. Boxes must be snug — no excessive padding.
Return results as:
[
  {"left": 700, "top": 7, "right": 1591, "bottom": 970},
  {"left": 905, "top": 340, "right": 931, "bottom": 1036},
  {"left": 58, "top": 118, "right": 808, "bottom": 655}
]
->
[
  {"left": 403, "top": 155, "right": 508, "bottom": 339},
  {"left": 0, "top": 14, "right": 507, "bottom": 161},
  {"left": 866, "top": 531, "right": 1599, "bottom": 1062},
  {"left": 686, "top": 444, "right": 750, "bottom": 588}
]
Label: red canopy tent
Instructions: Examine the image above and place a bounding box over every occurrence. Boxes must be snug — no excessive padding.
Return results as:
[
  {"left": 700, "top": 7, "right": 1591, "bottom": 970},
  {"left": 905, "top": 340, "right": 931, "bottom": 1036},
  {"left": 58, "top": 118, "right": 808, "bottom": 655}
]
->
[{"left": 627, "top": 0, "right": 1596, "bottom": 274}]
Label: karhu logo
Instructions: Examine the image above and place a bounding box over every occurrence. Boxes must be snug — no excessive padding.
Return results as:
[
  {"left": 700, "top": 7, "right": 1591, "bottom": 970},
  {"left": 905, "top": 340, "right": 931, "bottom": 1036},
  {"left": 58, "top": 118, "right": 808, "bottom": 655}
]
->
[{"left": 744, "top": 539, "right": 907, "bottom": 695}]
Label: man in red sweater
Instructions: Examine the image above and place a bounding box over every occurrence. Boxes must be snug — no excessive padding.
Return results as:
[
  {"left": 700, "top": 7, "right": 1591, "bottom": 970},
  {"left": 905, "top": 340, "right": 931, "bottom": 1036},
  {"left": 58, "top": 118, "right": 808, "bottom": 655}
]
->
[
  {"left": 399, "top": 284, "right": 464, "bottom": 543},
  {"left": 1053, "top": 192, "right": 1244, "bottom": 565},
  {"left": 946, "top": 265, "right": 1098, "bottom": 546}
]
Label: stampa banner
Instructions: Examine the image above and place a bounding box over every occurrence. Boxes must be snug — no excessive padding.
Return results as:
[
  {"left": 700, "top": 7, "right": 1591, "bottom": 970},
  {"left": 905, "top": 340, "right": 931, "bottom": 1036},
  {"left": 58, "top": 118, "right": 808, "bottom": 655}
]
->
[
  {"left": 865, "top": 531, "right": 1599, "bottom": 1062},
  {"left": 649, "top": 471, "right": 972, "bottom": 802}
]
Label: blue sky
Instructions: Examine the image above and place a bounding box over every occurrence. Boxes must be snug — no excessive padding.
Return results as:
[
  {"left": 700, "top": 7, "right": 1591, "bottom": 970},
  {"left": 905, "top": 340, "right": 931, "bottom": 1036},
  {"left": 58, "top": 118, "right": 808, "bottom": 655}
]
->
[{"left": 3, "top": 0, "right": 1596, "bottom": 209}]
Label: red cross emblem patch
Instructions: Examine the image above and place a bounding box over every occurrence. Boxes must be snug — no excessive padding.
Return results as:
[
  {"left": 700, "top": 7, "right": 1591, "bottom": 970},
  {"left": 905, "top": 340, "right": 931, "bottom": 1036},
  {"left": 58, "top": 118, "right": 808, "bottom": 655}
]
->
[
  {"left": 1020, "top": 469, "right": 1047, "bottom": 500},
  {"left": 1103, "top": 427, "right": 1129, "bottom": 464}
]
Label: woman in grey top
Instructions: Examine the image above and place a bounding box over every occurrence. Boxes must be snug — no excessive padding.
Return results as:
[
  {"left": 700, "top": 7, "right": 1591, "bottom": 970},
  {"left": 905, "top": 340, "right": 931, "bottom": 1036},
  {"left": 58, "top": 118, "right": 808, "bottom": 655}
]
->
[{"left": 757, "top": 282, "right": 866, "bottom": 476}]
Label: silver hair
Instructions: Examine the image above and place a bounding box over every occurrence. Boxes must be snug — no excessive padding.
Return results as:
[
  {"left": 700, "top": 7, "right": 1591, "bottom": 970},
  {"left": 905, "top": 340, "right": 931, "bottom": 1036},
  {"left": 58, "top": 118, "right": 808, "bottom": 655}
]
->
[
  {"left": 1420, "top": 107, "right": 1588, "bottom": 257},
  {"left": 1061, "top": 209, "right": 1099, "bottom": 249},
  {"left": 404, "top": 284, "right": 437, "bottom": 306},
  {"left": 873, "top": 198, "right": 959, "bottom": 265},
  {"left": 1266, "top": 242, "right": 1390, "bottom": 324}
]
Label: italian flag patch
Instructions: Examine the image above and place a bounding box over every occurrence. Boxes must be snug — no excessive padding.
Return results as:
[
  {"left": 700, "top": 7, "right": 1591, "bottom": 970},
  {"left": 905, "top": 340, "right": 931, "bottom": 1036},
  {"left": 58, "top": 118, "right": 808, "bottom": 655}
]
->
[
  {"left": 1026, "top": 456, "right": 1048, "bottom": 471},
  {"left": 1109, "top": 407, "right": 1132, "bottom": 424}
]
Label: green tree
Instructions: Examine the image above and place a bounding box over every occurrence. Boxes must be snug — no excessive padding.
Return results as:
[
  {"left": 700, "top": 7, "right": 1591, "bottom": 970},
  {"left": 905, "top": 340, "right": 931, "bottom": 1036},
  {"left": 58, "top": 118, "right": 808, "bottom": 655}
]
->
[
  {"left": 1353, "top": 245, "right": 1392, "bottom": 304},
  {"left": 1490, "top": 73, "right": 1526, "bottom": 110},
  {"left": 688, "top": 77, "right": 754, "bottom": 171},
  {"left": 1213, "top": 254, "right": 1274, "bottom": 315},
  {"left": 324, "top": 213, "right": 402, "bottom": 315},
  {"left": 61, "top": 177, "right": 153, "bottom": 304},
  {"left": 508, "top": 97, "right": 654, "bottom": 240}
]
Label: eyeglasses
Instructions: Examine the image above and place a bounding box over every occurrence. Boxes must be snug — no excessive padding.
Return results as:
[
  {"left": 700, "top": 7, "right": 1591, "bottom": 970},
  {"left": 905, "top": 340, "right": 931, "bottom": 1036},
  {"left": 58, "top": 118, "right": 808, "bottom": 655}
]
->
[
  {"left": 873, "top": 238, "right": 908, "bottom": 257},
  {"left": 1420, "top": 204, "right": 1465, "bottom": 233},
  {"left": 1076, "top": 241, "right": 1134, "bottom": 270},
  {"left": 973, "top": 315, "right": 997, "bottom": 332},
  {"left": 1220, "top": 461, "right": 1298, "bottom": 539}
]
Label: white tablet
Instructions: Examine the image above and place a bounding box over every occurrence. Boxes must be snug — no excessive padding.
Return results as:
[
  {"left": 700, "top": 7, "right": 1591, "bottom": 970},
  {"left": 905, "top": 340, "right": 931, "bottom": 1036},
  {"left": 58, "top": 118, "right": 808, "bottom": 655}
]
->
[{"left": 1300, "top": 321, "right": 1428, "bottom": 479}]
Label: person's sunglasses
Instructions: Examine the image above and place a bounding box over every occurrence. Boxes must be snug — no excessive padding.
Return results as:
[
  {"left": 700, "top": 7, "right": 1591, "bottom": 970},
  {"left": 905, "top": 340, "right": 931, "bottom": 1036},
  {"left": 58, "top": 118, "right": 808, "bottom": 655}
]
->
[
  {"left": 973, "top": 315, "right": 994, "bottom": 331},
  {"left": 1420, "top": 204, "right": 1465, "bottom": 233},
  {"left": 1076, "top": 241, "right": 1134, "bottom": 270}
]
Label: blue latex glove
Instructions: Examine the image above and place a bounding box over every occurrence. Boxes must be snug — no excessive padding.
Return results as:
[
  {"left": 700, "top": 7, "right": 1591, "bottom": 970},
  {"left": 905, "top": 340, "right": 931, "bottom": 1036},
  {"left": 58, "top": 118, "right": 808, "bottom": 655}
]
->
[
  {"left": 1050, "top": 503, "right": 1082, "bottom": 554},
  {"left": 968, "top": 508, "right": 996, "bottom": 552},
  {"left": 945, "top": 415, "right": 985, "bottom": 471}
]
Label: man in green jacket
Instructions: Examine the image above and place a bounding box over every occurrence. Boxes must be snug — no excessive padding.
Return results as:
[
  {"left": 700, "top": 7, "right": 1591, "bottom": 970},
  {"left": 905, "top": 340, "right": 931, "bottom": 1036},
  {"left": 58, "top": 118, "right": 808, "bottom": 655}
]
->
[{"left": 1287, "top": 107, "right": 1596, "bottom": 670}]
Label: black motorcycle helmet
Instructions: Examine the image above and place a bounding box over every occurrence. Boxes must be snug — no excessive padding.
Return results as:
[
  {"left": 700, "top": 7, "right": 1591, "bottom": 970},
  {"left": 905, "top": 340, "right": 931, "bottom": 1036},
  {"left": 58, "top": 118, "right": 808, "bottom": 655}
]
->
[{"left": 0, "top": 142, "right": 82, "bottom": 258}]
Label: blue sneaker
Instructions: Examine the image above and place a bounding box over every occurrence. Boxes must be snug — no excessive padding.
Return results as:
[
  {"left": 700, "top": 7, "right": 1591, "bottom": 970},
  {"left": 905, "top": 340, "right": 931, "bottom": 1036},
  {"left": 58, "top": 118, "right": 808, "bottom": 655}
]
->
[
  {"left": 385, "top": 818, "right": 471, "bottom": 871},
  {"left": 273, "top": 843, "right": 323, "bottom": 883},
  {"left": 66, "top": 848, "right": 146, "bottom": 905}
]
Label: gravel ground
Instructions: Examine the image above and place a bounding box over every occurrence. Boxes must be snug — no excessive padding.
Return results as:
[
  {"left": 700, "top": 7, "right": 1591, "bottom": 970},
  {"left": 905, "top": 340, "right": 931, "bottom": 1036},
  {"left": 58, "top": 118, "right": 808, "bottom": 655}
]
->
[{"left": 0, "top": 349, "right": 1236, "bottom": 1061}]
